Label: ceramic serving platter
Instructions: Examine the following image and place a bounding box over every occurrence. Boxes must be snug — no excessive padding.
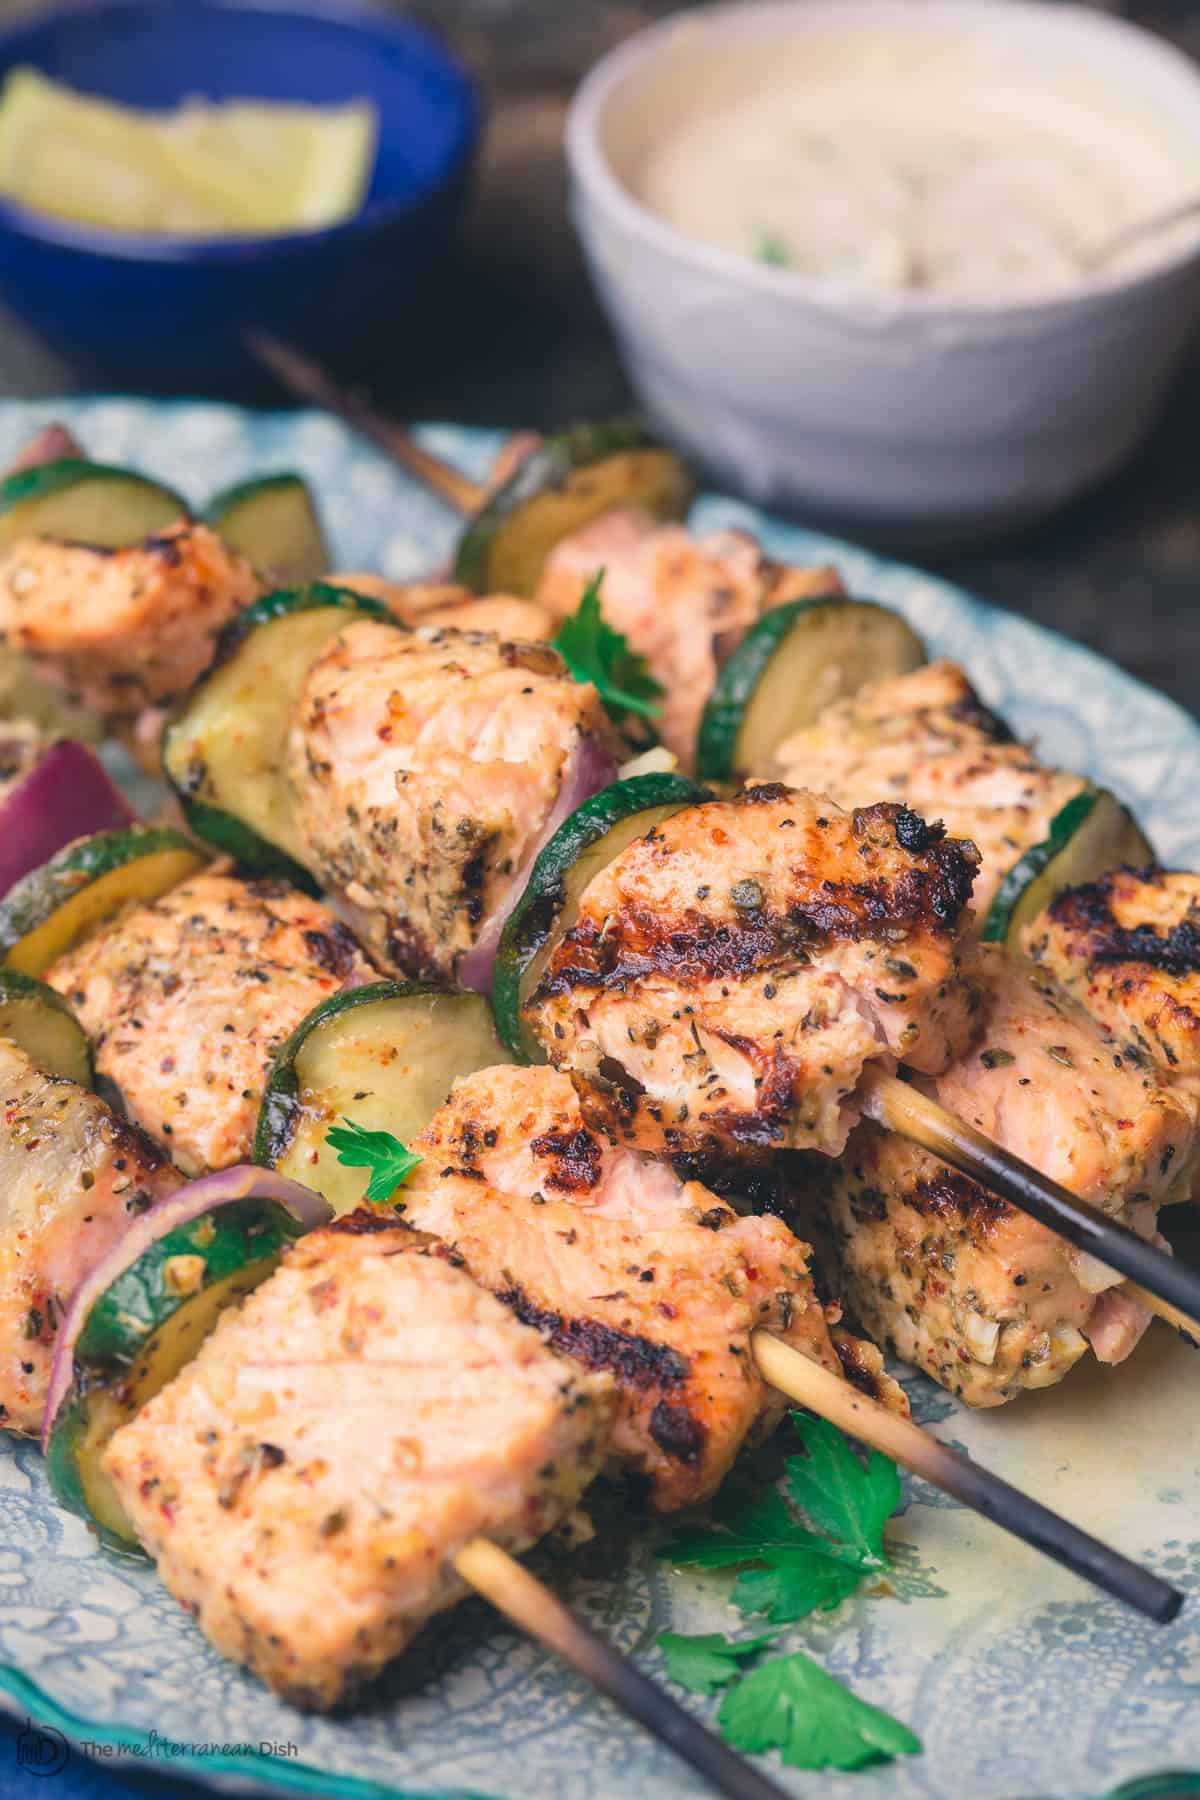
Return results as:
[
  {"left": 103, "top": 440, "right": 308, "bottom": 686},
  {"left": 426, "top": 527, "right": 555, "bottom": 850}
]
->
[{"left": 0, "top": 398, "right": 1196, "bottom": 1800}]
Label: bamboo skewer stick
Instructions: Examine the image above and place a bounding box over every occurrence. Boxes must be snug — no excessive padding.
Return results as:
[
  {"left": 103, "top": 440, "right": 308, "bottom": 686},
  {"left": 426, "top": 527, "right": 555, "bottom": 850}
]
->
[
  {"left": 750, "top": 1333, "right": 1182, "bottom": 1624},
  {"left": 859, "top": 1069, "right": 1200, "bottom": 1340},
  {"left": 247, "top": 332, "right": 485, "bottom": 515},
  {"left": 453, "top": 1538, "right": 790, "bottom": 1800},
  {"left": 1124, "top": 1283, "right": 1200, "bottom": 1345}
]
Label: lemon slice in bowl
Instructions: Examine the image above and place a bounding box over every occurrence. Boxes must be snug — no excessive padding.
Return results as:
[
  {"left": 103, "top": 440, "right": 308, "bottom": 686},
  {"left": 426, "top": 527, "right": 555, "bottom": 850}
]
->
[{"left": 0, "top": 67, "right": 376, "bottom": 236}]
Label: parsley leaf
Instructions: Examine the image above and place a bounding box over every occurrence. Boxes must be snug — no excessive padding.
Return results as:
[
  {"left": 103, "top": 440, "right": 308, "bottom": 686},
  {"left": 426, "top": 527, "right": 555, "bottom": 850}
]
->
[
  {"left": 552, "top": 570, "right": 663, "bottom": 721},
  {"left": 325, "top": 1118, "right": 422, "bottom": 1205},
  {"left": 785, "top": 1414, "right": 899, "bottom": 1570},
  {"left": 658, "top": 1415, "right": 900, "bottom": 1623},
  {"left": 657, "top": 1631, "right": 774, "bottom": 1696},
  {"left": 756, "top": 234, "right": 790, "bottom": 268},
  {"left": 718, "top": 1651, "right": 921, "bottom": 1771}
]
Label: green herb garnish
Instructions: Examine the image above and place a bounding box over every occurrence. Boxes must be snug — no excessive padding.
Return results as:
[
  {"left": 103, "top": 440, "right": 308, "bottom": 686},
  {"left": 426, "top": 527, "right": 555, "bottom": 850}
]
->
[
  {"left": 552, "top": 570, "right": 663, "bottom": 721},
  {"left": 756, "top": 233, "right": 790, "bottom": 267},
  {"left": 326, "top": 1118, "right": 422, "bottom": 1204},
  {"left": 658, "top": 1631, "right": 774, "bottom": 1696},
  {"left": 717, "top": 1650, "right": 921, "bottom": 1771},
  {"left": 659, "top": 1414, "right": 899, "bottom": 1622}
]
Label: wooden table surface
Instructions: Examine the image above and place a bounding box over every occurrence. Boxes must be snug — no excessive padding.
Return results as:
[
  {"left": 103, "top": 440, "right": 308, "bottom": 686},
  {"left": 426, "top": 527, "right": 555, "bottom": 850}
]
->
[{"left": 0, "top": 0, "right": 1195, "bottom": 723}]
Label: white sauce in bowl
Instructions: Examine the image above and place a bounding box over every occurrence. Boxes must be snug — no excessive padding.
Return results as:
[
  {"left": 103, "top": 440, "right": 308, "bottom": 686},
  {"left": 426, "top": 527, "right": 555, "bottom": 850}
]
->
[{"left": 634, "top": 27, "right": 1198, "bottom": 296}]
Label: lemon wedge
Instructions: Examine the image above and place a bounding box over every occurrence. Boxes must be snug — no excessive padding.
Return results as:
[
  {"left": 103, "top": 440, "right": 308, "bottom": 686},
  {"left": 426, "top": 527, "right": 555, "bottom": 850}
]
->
[{"left": 0, "top": 67, "right": 376, "bottom": 236}]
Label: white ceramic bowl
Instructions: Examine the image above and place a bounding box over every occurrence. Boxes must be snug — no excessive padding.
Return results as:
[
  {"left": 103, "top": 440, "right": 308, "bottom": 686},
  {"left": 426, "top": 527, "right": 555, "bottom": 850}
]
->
[{"left": 567, "top": 0, "right": 1200, "bottom": 541}]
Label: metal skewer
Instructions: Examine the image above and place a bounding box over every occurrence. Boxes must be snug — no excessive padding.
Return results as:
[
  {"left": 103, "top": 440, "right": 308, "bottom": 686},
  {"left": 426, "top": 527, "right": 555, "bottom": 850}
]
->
[
  {"left": 751, "top": 1333, "right": 1182, "bottom": 1624},
  {"left": 453, "top": 1539, "right": 791, "bottom": 1800}
]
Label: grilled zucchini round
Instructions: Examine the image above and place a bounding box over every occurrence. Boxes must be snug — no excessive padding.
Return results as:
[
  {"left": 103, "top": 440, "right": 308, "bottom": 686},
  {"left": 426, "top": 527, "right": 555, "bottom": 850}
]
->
[
  {"left": 454, "top": 418, "right": 695, "bottom": 597},
  {"left": 0, "top": 458, "right": 188, "bottom": 553},
  {"left": 982, "top": 788, "right": 1155, "bottom": 948},
  {"left": 0, "top": 968, "right": 91, "bottom": 1084},
  {"left": 0, "top": 826, "right": 205, "bottom": 976},
  {"left": 162, "top": 583, "right": 391, "bottom": 885},
  {"left": 205, "top": 472, "right": 330, "bottom": 585},
  {"left": 255, "top": 981, "right": 507, "bottom": 1213},
  {"left": 696, "top": 597, "right": 927, "bottom": 782},
  {"left": 493, "top": 772, "right": 707, "bottom": 1060}
]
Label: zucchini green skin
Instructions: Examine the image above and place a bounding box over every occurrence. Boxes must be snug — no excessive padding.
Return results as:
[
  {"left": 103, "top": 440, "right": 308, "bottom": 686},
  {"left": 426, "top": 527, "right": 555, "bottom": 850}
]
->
[
  {"left": 204, "top": 472, "right": 330, "bottom": 584},
  {"left": 454, "top": 418, "right": 695, "bottom": 595},
  {"left": 162, "top": 584, "right": 394, "bottom": 878},
  {"left": 493, "top": 772, "right": 707, "bottom": 1058},
  {"left": 253, "top": 979, "right": 441, "bottom": 1167},
  {"left": 206, "top": 580, "right": 391, "bottom": 671},
  {"left": 0, "top": 825, "right": 202, "bottom": 971},
  {"left": 981, "top": 789, "right": 1155, "bottom": 945},
  {"left": 695, "top": 597, "right": 926, "bottom": 781},
  {"left": 45, "top": 1198, "right": 302, "bottom": 1546},
  {"left": 0, "top": 458, "right": 189, "bottom": 534},
  {"left": 0, "top": 967, "right": 92, "bottom": 1084}
]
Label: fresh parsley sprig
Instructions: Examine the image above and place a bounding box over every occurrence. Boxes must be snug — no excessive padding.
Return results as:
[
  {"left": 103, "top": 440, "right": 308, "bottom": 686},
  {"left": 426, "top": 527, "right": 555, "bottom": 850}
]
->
[
  {"left": 326, "top": 1118, "right": 422, "bottom": 1205},
  {"left": 659, "top": 1414, "right": 900, "bottom": 1623},
  {"left": 718, "top": 1647, "right": 920, "bottom": 1771},
  {"left": 656, "top": 1417, "right": 919, "bottom": 1772},
  {"left": 552, "top": 570, "right": 663, "bottom": 721}
]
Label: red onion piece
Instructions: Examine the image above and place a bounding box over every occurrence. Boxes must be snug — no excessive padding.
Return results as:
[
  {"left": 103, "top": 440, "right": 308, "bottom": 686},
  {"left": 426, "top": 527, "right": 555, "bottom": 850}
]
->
[
  {"left": 6, "top": 424, "right": 85, "bottom": 475},
  {"left": 458, "top": 734, "right": 618, "bottom": 995},
  {"left": 0, "top": 740, "right": 136, "bottom": 898},
  {"left": 41, "top": 1165, "right": 330, "bottom": 1453}
]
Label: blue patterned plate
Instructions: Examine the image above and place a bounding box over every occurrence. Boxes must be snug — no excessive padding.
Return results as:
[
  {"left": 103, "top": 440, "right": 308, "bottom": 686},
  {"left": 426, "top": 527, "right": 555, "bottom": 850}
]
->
[{"left": 0, "top": 399, "right": 1196, "bottom": 1800}]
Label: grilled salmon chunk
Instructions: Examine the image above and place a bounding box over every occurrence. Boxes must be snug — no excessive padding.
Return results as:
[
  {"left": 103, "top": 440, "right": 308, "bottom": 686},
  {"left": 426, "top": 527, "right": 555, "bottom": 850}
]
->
[
  {"left": 0, "top": 1038, "right": 177, "bottom": 1432},
  {"left": 285, "top": 618, "right": 615, "bottom": 980},
  {"left": 526, "top": 787, "right": 981, "bottom": 1161},
  {"left": 1023, "top": 867, "right": 1200, "bottom": 1098},
  {"left": 104, "top": 1216, "right": 613, "bottom": 1711},
  {"left": 45, "top": 872, "right": 374, "bottom": 1175},
  {"left": 769, "top": 661, "right": 1086, "bottom": 921},
  {"left": 813, "top": 947, "right": 1195, "bottom": 1404},
  {"left": 538, "top": 510, "right": 843, "bottom": 770},
  {"left": 330, "top": 573, "right": 556, "bottom": 644},
  {"left": 402, "top": 1064, "right": 898, "bottom": 1510},
  {"left": 0, "top": 524, "right": 262, "bottom": 720}
]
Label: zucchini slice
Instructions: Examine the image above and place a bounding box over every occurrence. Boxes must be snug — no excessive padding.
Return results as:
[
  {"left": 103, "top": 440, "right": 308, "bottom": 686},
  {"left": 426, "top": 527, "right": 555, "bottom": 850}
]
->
[
  {"left": 205, "top": 471, "right": 330, "bottom": 585},
  {"left": 454, "top": 418, "right": 695, "bottom": 597},
  {"left": 695, "top": 598, "right": 927, "bottom": 782},
  {"left": 982, "top": 788, "right": 1155, "bottom": 948},
  {"left": 0, "top": 826, "right": 205, "bottom": 976},
  {"left": 0, "top": 967, "right": 91, "bottom": 1084},
  {"left": 43, "top": 1168, "right": 326, "bottom": 1547},
  {"left": 0, "top": 458, "right": 188, "bottom": 553},
  {"left": 162, "top": 583, "right": 391, "bottom": 882},
  {"left": 255, "top": 981, "right": 508, "bottom": 1213},
  {"left": 493, "top": 772, "right": 707, "bottom": 1060}
]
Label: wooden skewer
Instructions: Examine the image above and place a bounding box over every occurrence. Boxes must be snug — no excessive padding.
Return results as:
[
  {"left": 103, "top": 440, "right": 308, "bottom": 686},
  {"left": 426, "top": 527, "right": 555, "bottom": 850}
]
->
[
  {"left": 751, "top": 1333, "right": 1182, "bottom": 1624},
  {"left": 1125, "top": 1283, "right": 1200, "bottom": 1345},
  {"left": 246, "top": 332, "right": 485, "bottom": 516},
  {"left": 860, "top": 1069, "right": 1200, "bottom": 1340},
  {"left": 454, "top": 1538, "right": 790, "bottom": 1800}
]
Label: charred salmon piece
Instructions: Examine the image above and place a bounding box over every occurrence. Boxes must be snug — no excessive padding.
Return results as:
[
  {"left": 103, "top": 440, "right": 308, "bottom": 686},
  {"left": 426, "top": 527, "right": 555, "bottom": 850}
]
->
[
  {"left": 286, "top": 618, "right": 615, "bottom": 980},
  {"left": 1022, "top": 867, "right": 1200, "bottom": 1096},
  {"left": 770, "top": 660, "right": 1086, "bottom": 921},
  {"left": 0, "top": 1037, "right": 177, "bottom": 1432},
  {"left": 537, "top": 512, "right": 766, "bottom": 770},
  {"left": 813, "top": 947, "right": 1194, "bottom": 1405},
  {"left": 403, "top": 1063, "right": 902, "bottom": 1511},
  {"left": 0, "top": 523, "right": 263, "bottom": 720},
  {"left": 526, "top": 786, "right": 981, "bottom": 1161},
  {"left": 44, "top": 873, "right": 374, "bottom": 1176},
  {"left": 103, "top": 1216, "right": 613, "bottom": 1712}
]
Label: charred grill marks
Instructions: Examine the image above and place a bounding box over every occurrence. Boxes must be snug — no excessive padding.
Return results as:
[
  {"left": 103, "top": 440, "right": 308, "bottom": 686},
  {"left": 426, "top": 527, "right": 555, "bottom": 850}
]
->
[{"left": 497, "top": 1283, "right": 690, "bottom": 1390}]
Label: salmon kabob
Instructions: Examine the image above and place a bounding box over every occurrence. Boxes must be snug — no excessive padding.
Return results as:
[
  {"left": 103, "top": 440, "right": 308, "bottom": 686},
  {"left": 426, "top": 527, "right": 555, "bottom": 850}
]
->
[{"left": 0, "top": 823, "right": 1175, "bottom": 1623}]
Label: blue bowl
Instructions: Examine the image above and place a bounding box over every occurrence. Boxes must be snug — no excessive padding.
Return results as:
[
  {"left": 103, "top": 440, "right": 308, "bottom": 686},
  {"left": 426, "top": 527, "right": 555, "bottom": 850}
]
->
[{"left": 0, "top": 0, "right": 479, "bottom": 383}]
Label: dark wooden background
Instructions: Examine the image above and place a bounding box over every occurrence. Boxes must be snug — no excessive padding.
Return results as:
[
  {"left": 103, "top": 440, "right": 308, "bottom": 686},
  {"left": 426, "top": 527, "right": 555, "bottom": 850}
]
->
[{"left": 2, "top": 0, "right": 1197, "bottom": 716}]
